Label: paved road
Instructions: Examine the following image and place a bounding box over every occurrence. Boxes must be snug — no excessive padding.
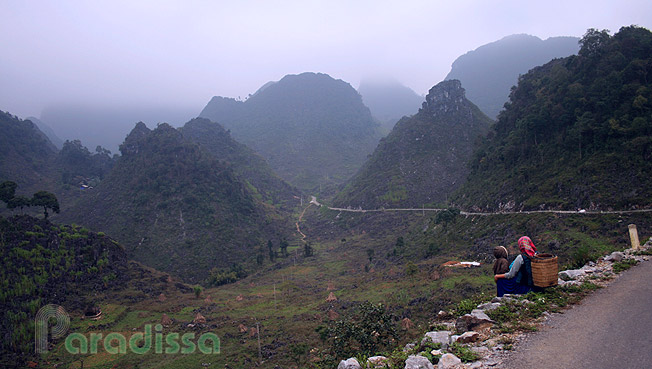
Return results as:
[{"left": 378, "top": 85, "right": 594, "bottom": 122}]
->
[{"left": 502, "top": 260, "right": 652, "bottom": 369}]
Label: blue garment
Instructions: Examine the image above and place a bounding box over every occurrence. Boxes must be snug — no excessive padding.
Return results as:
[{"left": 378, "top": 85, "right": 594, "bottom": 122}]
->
[{"left": 496, "top": 278, "right": 533, "bottom": 297}]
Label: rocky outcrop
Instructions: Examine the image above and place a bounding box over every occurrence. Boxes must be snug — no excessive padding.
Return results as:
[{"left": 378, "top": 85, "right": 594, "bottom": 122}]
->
[{"left": 405, "top": 355, "right": 435, "bottom": 369}]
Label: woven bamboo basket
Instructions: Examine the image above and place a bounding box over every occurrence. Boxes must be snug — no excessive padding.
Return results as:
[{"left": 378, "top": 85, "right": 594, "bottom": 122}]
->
[{"left": 530, "top": 253, "right": 558, "bottom": 287}]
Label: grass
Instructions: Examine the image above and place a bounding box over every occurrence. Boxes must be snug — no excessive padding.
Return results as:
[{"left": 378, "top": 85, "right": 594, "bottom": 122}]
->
[{"left": 32, "top": 206, "right": 651, "bottom": 368}]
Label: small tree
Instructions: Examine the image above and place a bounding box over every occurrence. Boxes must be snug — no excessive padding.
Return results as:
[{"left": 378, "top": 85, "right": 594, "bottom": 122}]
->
[
  {"left": 304, "top": 242, "right": 314, "bottom": 257},
  {"left": 31, "top": 191, "right": 60, "bottom": 219},
  {"left": 267, "top": 240, "right": 276, "bottom": 262},
  {"left": 8, "top": 196, "right": 31, "bottom": 213},
  {"left": 193, "top": 286, "right": 202, "bottom": 299},
  {"left": 0, "top": 181, "right": 17, "bottom": 204},
  {"left": 280, "top": 239, "right": 289, "bottom": 258}
]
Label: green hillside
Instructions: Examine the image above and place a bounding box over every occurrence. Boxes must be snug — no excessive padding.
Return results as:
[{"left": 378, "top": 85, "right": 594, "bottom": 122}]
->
[
  {"left": 454, "top": 26, "right": 652, "bottom": 211},
  {"left": 0, "top": 215, "right": 129, "bottom": 367},
  {"left": 60, "top": 122, "right": 292, "bottom": 283},
  {"left": 334, "top": 80, "right": 492, "bottom": 209},
  {"left": 180, "top": 118, "right": 297, "bottom": 209},
  {"left": 446, "top": 34, "right": 579, "bottom": 119},
  {"left": 199, "top": 72, "right": 382, "bottom": 192},
  {"left": 0, "top": 112, "right": 58, "bottom": 193}
]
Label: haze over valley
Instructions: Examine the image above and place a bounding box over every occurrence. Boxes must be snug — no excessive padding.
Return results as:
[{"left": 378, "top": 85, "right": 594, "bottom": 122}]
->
[{"left": 2, "top": 1, "right": 652, "bottom": 368}]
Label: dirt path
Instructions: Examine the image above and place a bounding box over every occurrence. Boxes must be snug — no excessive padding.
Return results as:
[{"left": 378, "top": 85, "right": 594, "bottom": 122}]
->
[{"left": 501, "top": 260, "right": 652, "bottom": 369}]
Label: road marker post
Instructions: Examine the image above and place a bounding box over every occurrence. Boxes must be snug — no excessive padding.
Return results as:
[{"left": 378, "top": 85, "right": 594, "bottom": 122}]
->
[{"left": 629, "top": 224, "right": 641, "bottom": 250}]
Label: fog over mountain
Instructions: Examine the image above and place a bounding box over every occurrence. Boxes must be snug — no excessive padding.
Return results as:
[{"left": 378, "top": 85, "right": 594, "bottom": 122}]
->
[{"left": 39, "top": 105, "right": 197, "bottom": 154}]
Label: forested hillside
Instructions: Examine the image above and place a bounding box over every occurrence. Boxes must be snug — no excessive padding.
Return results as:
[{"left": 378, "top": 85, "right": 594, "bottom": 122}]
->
[
  {"left": 199, "top": 72, "right": 381, "bottom": 191},
  {"left": 334, "top": 80, "right": 492, "bottom": 208},
  {"left": 446, "top": 34, "right": 579, "bottom": 119},
  {"left": 61, "top": 123, "right": 291, "bottom": 282},
  {"left": 180, "top": 118, "right": 296, "bottom": 208},
  {"left": 455, "top": 26, "right": 652, "bottom": 211}
]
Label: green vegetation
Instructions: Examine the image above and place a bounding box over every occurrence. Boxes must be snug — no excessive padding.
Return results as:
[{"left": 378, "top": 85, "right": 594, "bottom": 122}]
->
[
  {"left": 456, "top": 26, "right": 652, "bottom": 211},
  {"left": 334, "top": 80, "right": 492, "bottom": 209},
  {"left": 0, "top": 215, "right": 127, "bottom": 367},
  {"left": 612, "top": 259, "right": 638, "bottom": 273},
  {"left": 199, "top": 72, "right": 382, "bottom": 192}
]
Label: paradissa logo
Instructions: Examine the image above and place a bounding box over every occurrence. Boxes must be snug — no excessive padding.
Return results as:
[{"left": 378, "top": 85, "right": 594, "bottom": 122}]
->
[{"left": 36, "top": 305, "right": 220, "bottom": 355}]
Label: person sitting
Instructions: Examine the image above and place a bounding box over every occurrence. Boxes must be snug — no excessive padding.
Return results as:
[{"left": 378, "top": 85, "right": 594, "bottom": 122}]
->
[
  {"left": 493, "top": 246, "right": 510, "bottom": 275},
  {"left": 494, "top": 236, "right": 540, "bottom": 297}
]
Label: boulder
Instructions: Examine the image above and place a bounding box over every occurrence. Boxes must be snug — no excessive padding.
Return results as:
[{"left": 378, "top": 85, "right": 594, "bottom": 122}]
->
[
  {"left": 437, "top": 353, "right": 462, "bottom": 369},
  {"left": 455, "top": 310, "right": 494, "bottom": 333},
  {"left": 403, "top": 343, "right": 416, "bottom": 352},
  {"left": 421, "top": 331, "right": 451, "bottom": 348},
  {"left": 338, "top": 358, "right": 361, "bottom": 369},
  {"left": 455, "top": 331, "right": 480, "bottom": 343},
  {"left": 476, "top": 302, "right": 501, "bottom": 311},
  {"left": 559, "top": 269, "right": 585, "bottom": 281},
  {"left": 366, "top": 356, "right": 389, "bottom": 368},
  {"left": 605, "top": 251, "right": 625, "bottom": 262},
  {"left": 404, "top": 355, "right": 434, "bottom": 369}
]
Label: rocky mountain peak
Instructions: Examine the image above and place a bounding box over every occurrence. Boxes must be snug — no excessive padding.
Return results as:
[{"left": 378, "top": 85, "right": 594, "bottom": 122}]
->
[
  {"left": 421, "top": 80, "right": 467, "bottom": 116},
  {"left": 119, "top": 121, "right": 151, "bottom": 156}
]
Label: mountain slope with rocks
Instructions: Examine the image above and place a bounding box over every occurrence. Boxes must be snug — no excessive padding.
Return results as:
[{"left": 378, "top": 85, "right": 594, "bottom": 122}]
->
[
  {"left": 454, "top": 26, "right": 652, "bottom": 212},
  {"left": 334, "top": 80, "right": 492, "bottom": 209},
  {"left": 199, "top": 72, "right": 382, "bottom": 191},
  {"left": 446, "top": 34, "right": 579, "bottom": 119},
  {"left": 60, "top": 122, "right": 291, "bottom": 282}
]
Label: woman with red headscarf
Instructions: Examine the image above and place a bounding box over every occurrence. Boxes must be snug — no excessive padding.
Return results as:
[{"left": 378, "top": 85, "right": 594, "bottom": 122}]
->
[{"left": 494, "top": 236, "right": 539, "bottom": 296}]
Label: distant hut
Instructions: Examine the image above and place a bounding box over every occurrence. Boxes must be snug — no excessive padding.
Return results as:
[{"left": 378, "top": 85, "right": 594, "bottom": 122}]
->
[
  {"left": 327, "top": 309, "right": 340, "bottom": 320},
  {"left": 249, "top": 327, "right": 257, "bottom": 338},
  {"left": 238, "top": 324, "right": 248, "bottom": 333},
  {"left": 193, "top": 312, "right": 206, "bottom": 324},
  {"left": 161, "top": 313, "right": 173, "bottom": 326},
  {"left": 204, "top": 295, "right": 212, "bottom": 303},
  {"left": 327, "top": 282, "right": 335, "bottom": 291},
  {"left": 158, "top": 293, "right": 167, "bottom": 302},
  {"left": 236, "top": 294, "right": 244, "bottom": 301},
  {"left": 326, "top": 292, "right": 337, "bottom": 302}
]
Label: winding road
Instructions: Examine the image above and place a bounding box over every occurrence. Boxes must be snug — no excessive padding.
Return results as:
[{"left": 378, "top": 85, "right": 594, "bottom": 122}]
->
[{"left": 502, "top": 260, "right": 652, "bottom": 369}]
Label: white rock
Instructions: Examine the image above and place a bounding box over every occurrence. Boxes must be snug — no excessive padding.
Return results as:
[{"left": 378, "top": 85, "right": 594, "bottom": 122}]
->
[
  {"left": 421, "top": 331, "right": 451, "bottom": 348},
  {"left": 404, "top": 343, "right": 417, "bottom": 353},
  {"left": 477, "top": 302, "right": 501, "bottom": 311},
  {"left": 338, "top": 357, "right": 361, "bottom": 369},
  {"left": 405, "top": 354, "right": 434, "bottom": 369},
  {"left": 367, "top": 356, "right": 389, "bottom": 368},
  {"left": 605, "top": 251, "right": 625, "bottom": 262},
  {"left": 437, "top": 353, "right": 462, "bottom": 369},
  {"left": 559, "top": 269, "right": 585, "bottom": 280},
  {"left": 455, "top": 331, "right": 481, "bottom": 343}
]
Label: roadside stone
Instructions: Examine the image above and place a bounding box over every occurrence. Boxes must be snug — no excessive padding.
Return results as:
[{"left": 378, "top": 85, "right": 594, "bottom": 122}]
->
[
  {"left": 455, "top": 331, "right": 481, "bottom": 343},
  {"left": 421, "top": 331, "right": 451, "bottom": 348},
  {"left": 605, "top": 251, "right": 625, "bottom": 262},
  {"left": 470, "top": 346, "right": 490, "bottom": 358},
  {"left": 366, "top": 356, "right": 389, "bottom": 368},
  {"left": 404, "top": 343, "right": 416, "bottom": 353},
  {"left": 456, "top": 310, "right": 494, "bottom": 333},
  {"left": 476, "top": 302, "right": 501, "bottom": 311},
  {"left": 338, "top": 357, "right": 361, "bottom": 369},
  {"left": 559, "top": 269, "right": 585, "bottom": 281},
  {"left": 405, "top": 355, "right": 434, "bottom": 369},
  {"left": 437, "top": 353, "right": 462, "bottom": 369}
]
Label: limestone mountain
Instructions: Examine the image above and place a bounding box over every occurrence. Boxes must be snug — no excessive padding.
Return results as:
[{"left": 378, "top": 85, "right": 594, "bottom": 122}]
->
[
  {"left": 199, "top": 72, "right": 382, "bottom": 191},
  {"left": 446, "top": 34, "right": 580, "bottom": 119},
  {"left": 25, "top": 116, "right": 64, "bottom": 149},
  {"left": 179, "top": 118, "right": 297, "bottom": 208},
  {"left": 334, "top": 80, "right": 492, "bottom": 209},
  {"left": 357, "top": 78, "right": 424, "bottom": 133},
  {"left": 60, "top": 122, "right": 290, "bottom": 282},
  {"left": 0, "top": 111, "right": 58, "bottom": 193},
  {"left": 454, "top": 26, "right": 652, "bottom": 211}
]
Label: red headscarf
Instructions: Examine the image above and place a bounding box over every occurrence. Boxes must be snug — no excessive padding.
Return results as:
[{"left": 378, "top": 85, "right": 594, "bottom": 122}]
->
[{"left": 518, "top": 236, "right": 537, "bottom": 257}]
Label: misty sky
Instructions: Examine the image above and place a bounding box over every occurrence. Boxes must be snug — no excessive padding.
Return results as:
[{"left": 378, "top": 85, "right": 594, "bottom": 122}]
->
[{"left": 2, "top": 0, "right": 652, "bottom": 120}]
